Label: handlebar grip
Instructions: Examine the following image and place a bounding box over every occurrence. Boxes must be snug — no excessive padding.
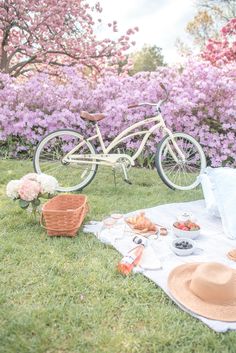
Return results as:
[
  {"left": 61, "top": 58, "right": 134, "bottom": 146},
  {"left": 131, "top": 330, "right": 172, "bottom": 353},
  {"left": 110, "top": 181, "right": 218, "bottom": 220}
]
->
[
  {"left": 128, "top": 104, "right": 140, "bottom": 109},
  {"left": 160, "top": 82, "right": 166, "bottom": 91}
]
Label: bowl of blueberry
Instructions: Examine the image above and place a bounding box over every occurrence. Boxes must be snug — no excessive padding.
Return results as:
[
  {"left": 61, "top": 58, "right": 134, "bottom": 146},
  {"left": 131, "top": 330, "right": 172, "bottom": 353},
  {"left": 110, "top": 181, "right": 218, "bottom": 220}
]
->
[{"left": 171, "top": 238, "right": 196, "bottom": 256}]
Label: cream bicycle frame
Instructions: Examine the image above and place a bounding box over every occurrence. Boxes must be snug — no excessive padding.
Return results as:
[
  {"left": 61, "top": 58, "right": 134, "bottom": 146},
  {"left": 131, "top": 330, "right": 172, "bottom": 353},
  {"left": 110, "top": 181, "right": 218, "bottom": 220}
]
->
[{"left": 63, "top": 110, "right": 185, "bottom": 167}]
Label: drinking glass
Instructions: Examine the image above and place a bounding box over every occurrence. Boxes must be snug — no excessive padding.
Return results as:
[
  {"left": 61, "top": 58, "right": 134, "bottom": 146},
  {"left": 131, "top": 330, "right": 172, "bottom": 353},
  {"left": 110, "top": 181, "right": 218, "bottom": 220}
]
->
[
  {"left": 98, "top": 216, "right": 124, "bottom": 245},
  {"left": 110, "top": 211, "right": 126, "bottom": 241}
]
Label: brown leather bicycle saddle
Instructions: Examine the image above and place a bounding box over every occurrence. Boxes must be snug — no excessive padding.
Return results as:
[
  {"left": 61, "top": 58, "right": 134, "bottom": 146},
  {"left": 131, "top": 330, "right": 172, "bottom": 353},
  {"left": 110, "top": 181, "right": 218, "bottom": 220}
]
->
[{"left": 80, "top": 111, "right": 105, "bottom": 122}]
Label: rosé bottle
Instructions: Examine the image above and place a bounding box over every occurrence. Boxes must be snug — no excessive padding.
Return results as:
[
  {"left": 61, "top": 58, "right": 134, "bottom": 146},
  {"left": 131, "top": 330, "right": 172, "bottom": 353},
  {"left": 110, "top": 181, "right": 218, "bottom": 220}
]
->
[{"left": 117, "top": 244, "right": 145, "bottom": 275}]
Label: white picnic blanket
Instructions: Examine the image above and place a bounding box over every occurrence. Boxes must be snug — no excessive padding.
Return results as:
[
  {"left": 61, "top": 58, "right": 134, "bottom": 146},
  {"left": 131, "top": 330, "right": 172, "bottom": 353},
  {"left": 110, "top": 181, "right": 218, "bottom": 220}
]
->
[{"left": 83, "top": 200, "right": 236, "bottom": 333}]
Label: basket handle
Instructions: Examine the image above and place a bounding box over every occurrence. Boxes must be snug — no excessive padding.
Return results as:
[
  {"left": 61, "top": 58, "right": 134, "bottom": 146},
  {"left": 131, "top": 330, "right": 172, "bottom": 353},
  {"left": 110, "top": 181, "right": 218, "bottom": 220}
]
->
[
  {"left": 85, "top": 202, "right": 90, "bottom": 214},
  {"left": 40, "top": 212, "right": 47, "bottom": 229}
]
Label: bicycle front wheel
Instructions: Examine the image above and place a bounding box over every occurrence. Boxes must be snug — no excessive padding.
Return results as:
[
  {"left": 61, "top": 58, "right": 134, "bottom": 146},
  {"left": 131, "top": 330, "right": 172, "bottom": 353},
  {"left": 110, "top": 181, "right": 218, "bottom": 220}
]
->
[
  {"left": 155, "top": 132, "right": 206, "bottom": 190},
  {"left": 34, "top": 129, "right": 97, "bottom": 192}
]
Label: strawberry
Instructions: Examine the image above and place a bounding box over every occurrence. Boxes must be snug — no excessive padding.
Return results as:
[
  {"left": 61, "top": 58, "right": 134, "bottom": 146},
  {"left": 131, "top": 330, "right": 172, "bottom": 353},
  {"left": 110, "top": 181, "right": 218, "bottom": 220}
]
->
[
  {"left": 178, "top": 223, "right": 186, "bottom": 230},
  {"left": 173, "top": 222, "right": 180, "bottom": 228},
  {"left": 185, "top": 220, "right": 192, "bottom": 227},
  {"left": 190, "top": 225, "right": 200, "bottom": 231}
]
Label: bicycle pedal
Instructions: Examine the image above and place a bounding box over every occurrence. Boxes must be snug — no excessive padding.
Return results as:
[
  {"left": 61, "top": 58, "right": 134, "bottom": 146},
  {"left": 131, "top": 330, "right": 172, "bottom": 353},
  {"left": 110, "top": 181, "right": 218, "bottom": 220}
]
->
[{"left": 124, "top": 179, "right": 132, "bottom": 185}]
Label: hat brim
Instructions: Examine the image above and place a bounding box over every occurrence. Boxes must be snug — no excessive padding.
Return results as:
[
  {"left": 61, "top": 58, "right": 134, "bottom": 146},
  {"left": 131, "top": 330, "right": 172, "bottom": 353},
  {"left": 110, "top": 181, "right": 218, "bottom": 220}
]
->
[{"left": 168, "top": 263, "right": 236, "bottom": 322}]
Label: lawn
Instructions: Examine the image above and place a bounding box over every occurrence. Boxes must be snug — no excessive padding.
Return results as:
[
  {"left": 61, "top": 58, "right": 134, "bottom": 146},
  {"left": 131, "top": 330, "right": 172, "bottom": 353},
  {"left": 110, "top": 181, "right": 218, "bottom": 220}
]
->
[{"left": 0, "top": 159, "right": 235, "bottom": 353}]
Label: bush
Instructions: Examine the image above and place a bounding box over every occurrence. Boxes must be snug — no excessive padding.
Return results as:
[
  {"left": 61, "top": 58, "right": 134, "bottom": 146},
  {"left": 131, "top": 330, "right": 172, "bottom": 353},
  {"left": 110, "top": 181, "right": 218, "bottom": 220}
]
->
[{"left": 0, "top": 60, "right": 235, "bottom": 167}]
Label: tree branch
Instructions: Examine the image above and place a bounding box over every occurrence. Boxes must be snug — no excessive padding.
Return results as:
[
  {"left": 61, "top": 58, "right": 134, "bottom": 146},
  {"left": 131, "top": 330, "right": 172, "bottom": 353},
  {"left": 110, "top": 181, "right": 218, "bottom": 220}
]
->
[
  {"left": 9, "top": 55, "right": 38, "bottom": 74},
  {"left": 12, "top": 56, "right": 39, "bottom": 77}
]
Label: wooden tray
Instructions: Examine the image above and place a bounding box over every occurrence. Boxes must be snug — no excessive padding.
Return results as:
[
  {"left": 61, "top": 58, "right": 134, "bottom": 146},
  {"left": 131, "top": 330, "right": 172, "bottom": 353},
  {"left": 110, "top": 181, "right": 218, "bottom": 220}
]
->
[{"left": 125, "top": 218, "right": 158, "bottom": 237}]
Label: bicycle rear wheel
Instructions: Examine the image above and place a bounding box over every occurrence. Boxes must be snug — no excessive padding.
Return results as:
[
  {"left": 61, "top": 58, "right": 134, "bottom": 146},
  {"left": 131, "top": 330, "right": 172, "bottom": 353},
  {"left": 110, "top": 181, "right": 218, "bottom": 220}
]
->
[
  {"left": 34, "top": 129, "right": 97, "bottom": 192},
  {"left": 155, "top": 132, "right": 206, "bottom": 190}
]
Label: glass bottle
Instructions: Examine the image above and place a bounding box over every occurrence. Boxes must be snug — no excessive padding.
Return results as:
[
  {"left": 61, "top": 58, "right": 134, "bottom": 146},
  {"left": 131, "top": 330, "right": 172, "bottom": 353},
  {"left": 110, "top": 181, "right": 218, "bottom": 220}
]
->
[{"left": 117, "top": 244, "right": 145, "bottom": 275}]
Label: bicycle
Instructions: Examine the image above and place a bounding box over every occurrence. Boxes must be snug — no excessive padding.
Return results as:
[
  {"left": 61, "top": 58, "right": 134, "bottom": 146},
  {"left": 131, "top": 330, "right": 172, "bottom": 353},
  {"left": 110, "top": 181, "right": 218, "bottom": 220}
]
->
[{"left": 33, "top": 83, "right": 206, "bottom": 192}]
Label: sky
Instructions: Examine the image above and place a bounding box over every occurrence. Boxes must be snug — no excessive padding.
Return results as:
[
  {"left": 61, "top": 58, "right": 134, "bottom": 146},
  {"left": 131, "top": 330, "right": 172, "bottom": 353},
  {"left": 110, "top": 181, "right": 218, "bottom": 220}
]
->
[{"left": 98, "top": 0, "right": 198, "bottom": 64}]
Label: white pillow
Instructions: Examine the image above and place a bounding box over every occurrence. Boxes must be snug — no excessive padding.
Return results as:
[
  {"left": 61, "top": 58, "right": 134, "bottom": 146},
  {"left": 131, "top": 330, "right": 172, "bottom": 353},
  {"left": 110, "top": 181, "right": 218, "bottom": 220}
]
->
[
  {"left": 200, "top": 173, "right": 221, "bottom": 218},
  {"left": 206, "top": 167, "right": 236, "bottom": 240}
]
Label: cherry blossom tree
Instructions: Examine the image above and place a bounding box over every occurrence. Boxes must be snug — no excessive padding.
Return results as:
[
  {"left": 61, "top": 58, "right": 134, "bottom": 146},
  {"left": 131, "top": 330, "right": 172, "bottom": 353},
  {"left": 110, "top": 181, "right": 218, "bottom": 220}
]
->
[
  {"left": 202, "top": 18, "right": 236, "bottom": 64},
  {"left": 176, "top": 0, "right": 235, "bottom": 59},
  {"left": 0, "top": 0, "right": 137, "bottom": 77}
]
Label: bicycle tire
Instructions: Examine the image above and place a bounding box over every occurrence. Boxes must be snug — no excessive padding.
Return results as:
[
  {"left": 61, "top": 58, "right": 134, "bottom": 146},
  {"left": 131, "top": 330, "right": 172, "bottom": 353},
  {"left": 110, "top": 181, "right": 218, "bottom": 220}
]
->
[
  {"left": 155, "top": 132, "right": 206, "bottom": 190},
  {"left": 33, "top": 129, "right": 98, "bottom": 192}
]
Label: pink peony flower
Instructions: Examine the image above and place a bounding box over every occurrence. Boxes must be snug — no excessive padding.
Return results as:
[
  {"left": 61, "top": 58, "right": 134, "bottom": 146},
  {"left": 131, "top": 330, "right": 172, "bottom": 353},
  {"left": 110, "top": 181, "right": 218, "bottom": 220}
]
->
[
  {"left": 21, "top": 173, "right": 38, "bottom": 182},
  {"left": 18, "top": 180, "right": 41, "bottom": 201}
]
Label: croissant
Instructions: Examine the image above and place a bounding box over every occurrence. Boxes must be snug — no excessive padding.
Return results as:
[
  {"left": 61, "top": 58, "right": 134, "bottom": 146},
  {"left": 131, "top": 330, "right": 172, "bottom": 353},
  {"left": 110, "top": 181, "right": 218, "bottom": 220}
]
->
[
  {"left": 128, "top": 212, "right": 157, "bottom": 233},
  {"left": 127, "top": 212, "right": 145, "bottom": 225},
  {"left": 134, "top": 218, "right": 147, "bottom": 229},
  {"left": 127, "top": 216, "right": 137, "bottom": 224}
]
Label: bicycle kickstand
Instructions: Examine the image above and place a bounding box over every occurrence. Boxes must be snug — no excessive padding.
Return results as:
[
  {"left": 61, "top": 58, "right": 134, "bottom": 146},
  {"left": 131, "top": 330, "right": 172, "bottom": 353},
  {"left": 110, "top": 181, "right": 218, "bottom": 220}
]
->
[
  {"left": 112, "top": 168, "right": 117, "bottom": 188},
  {"left": 121, "top": 163, "right": 132, "bottom": 185}
]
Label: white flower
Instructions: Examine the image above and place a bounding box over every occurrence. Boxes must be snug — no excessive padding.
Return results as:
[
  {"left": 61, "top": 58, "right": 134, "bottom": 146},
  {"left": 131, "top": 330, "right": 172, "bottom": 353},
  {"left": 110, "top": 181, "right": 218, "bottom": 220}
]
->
[
  {"left": 37, "top": 173, "right": 59, "bottom": 194},
  {"left": 6, "top": 180, "right": 22, "bottom": 199}
]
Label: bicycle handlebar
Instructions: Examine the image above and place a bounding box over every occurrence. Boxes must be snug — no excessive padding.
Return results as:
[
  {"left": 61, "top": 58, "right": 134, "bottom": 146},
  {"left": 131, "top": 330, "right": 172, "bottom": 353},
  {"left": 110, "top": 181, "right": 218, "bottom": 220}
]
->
[
  {"left": 128, "top": 82, "right": 169, "bottom": 109},
  {"left": 128, "top": 104, "right": 140, "bottom": 108},
  {"left": 128, "top": 102, "right": 158, "bottom": 109}
]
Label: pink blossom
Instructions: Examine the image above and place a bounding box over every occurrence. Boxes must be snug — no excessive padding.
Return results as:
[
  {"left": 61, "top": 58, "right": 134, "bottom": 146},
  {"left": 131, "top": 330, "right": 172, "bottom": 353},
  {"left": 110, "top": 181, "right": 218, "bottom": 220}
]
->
[
  {"left": 0, "top": 0, "right": 137, "bottom": 78},
  {"left": 202, "top": 18, "right": 236, "bottom": 65},
  {"left": 18, "top": 180, "right": 41, "bottom": 202}
]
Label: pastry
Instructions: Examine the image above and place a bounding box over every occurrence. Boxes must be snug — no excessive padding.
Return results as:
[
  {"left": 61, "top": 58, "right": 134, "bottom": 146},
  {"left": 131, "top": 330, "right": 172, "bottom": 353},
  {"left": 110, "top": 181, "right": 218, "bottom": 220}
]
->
[
  {"left": 227, "top": 249, "right": 236, "bottom": 262},
  {"left": 126, "top": 212, "right": 157, "bottom": 233}
]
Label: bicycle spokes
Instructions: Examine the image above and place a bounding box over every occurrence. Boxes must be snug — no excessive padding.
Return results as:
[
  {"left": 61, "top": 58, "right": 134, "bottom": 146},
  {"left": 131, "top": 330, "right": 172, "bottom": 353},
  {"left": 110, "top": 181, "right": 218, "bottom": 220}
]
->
[
  {"left": 156, "top": 133, "right": 206, "bottom": 190},
  {"left": 34, "top": 130, "right": 97, "bottom": 191}
]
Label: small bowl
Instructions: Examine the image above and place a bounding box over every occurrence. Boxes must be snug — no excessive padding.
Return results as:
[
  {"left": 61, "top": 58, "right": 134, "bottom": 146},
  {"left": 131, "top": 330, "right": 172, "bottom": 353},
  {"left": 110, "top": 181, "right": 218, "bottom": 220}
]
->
[
  {"left": 172, "top": 225, "right": 200, "bottom": 240},
  {"left": 110, "top": 212, "right": 123, "bottom": 221},
  {"left": 110, "top": 213, "right": 124, "bottom": 232},
  {"left": 171, "top": 238, "right": 196, "bottom": 256},
  {"left": 102, "top": 217, "right": 116, "bottom": 228}
]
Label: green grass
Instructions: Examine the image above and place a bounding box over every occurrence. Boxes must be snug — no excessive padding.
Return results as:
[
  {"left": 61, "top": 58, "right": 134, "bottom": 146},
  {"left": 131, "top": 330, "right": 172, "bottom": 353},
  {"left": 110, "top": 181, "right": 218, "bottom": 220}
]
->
[{"left": 0, "top": 160, "right": 235, "bottom": 353}]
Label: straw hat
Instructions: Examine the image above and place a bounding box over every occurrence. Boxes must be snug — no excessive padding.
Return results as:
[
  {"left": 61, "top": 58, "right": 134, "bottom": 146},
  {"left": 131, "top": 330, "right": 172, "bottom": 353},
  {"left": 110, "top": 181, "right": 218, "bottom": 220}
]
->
[{"left": 168, "top": 262, "right": 236, "bottom": 322}]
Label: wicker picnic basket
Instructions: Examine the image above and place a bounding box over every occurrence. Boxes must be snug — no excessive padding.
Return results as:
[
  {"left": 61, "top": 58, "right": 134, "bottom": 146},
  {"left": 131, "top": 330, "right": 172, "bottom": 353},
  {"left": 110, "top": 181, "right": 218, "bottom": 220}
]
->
[{"left": 41, "top": 194, "right": 88, "bottom": 236}]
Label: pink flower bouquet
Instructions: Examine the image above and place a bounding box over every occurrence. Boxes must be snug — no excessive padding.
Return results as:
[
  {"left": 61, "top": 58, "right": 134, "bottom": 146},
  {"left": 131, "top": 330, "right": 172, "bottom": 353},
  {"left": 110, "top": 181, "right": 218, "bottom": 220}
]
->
[{"left": 6, "top": 173, "right": 59, "bottom": 217}]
